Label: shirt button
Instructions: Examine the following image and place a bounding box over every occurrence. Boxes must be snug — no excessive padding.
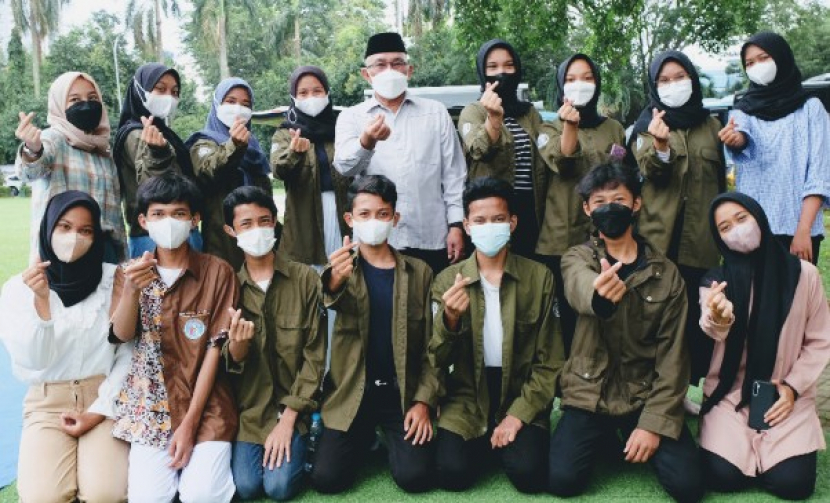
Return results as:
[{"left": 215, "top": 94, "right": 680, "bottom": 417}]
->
[
  {"left": 646, "top": 296, "right": 653, "bottom": 302},
  {"left": 583, "top": 373, "right": 591, "bottom": 379},
  {"left": 655, "top": 272, "right": 661, "bottom": 277}
]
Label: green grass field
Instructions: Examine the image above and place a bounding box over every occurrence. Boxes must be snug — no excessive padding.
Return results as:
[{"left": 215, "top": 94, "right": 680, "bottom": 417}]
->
[{"left": 0, "top": 196, "right": 828, "bottom": 502}]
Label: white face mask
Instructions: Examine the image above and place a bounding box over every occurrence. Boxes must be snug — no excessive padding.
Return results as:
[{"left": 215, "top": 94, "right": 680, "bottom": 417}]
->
[
  {"left": 746, "top": 60, "right": 777, "bottom": 86},
  {"left": 371, "top": 69, "right": 408, "bottom": 100},
  {"left": 51, "top": 231, "right": 93, "bottom": 263},
  {"left": 294, "top": 96, "right": 329, "bottom": 117},
  {"left": 352, "top": 218, "right": 394, "bottom": 246},
  {"left": 216, "top": 104, "right": 253, "bottom": 128},
  {"left": 563, "top": 81, "right": 596, "bottom": 107},
  {"left": 657, "top": 79, "right": 693, "bottom": 108},
  {"left": 146, "top": 217, "right": 192, "bottom": 250},
  {"left": 235, "top": 226, "right": 276, "bottom": 257},
  {"left": 136, "top": 80, "right": 179, "bottom": 120}
]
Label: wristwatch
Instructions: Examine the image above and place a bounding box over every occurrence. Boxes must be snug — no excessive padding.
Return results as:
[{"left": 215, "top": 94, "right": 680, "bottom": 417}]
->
[
  {"left": 448, "top": 222, "right": 464, "bottom": 230},
  {"left": 22, "top": 144, "right": 43, "bottom": 159}
]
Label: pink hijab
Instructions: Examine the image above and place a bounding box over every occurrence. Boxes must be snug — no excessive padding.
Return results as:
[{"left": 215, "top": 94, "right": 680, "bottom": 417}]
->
[{"left": 47, "top": 72, "right": 111, "bottom": 156}]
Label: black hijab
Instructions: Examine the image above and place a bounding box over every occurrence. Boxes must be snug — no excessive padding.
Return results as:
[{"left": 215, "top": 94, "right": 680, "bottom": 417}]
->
[
  {"left": 733, "top": 32, "right": 812, "bottom": 121},
  {"left": 476, "top": 39, "right": 532, "bottom": 119},
  {"left": 556, "top": 54, "right": 606, "bottom": 129},
  {"left": 700, "top": 192, "right": 801, "bottom": 415},
  {"left": 112, "top": 63, "right": 193, "bottom": 177},
  {"left": 630, "top": 51, "right": 710, "bottom": 143},
  {"left": 38, "top": 191, "right": 105, "bottom": 308},
  {"left": 280, "top": 66, "right": 336, "bottom": 143}
]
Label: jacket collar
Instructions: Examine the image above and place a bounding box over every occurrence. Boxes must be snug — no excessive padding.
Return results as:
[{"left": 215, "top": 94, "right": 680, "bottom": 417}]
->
[
  {"left": 459, "top": 249, "right": 522, "bottom": 285},
  {"left": 154, "top": 245, "right": 202, "bottom": 281},
  {"left": 238, "top": 250, "right": 291, "bottom": 287}
]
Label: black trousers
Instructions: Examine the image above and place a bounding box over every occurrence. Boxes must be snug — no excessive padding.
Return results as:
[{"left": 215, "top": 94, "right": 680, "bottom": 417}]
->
[
  {"left": 310, "top": 383, "right": 433, "bottom": 494},
  {"left": 400, "top": 247, "right": 450, "bottom": 276},
  {"left": 701, "top": 449, "right": 817, "bottom": 500},
  {"left": 548, "top": 407, "right": 703, "bottom": 503},
  {"left": 540, "top": 255, "right": 577, "bottom": 357},
  {"left": 774, "top": 234, "right": 823, "bottom": 266},
  {"left": 677, "top": 264, "right": 714, "bottom": 384}
]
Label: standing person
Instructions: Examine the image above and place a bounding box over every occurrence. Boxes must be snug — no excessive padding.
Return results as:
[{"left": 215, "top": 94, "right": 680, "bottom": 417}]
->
[
  {"left": 631, "top": 50, "right": 724, "bottom": 405},
  {"left": 721, "top": 31, "right": 830, "bottom": 265},
  {"left": 113, "top": 62, "right": 202, "bottom": 258},
  {"left": 430, "top": 177, "right": 563, "bottom": 493},
  {"left": 547, "top": 163, "right": 703, "bottom": 503},
  {"left": 273, "top": 65, "right": 351, "bottom": 267},
  {"left": 457, "top": 39, "right": 547, "bottom": 259},
  {"left": 0, "top": 191, "right": 131, "bottom": 502},
  {"left": 15, "top": 71, "right": 127, "bottom": 263},
  {"left": 110, "top": 172, "right": 239, "bottom": 503},
  {"left": 333, "top": 32, "right": 467, "bottom": 275},
  {"left": 698, "top": 193, "right": 830, "bottom": 500},
  {"left": 536, "top": 54, "right": 626, "bottom": 356},
  {"left": 222, "top": 186, "right": 326, "bottom": 501},
  {"left": 186, "top": 77, "right": 271, "bottom": 270},
  {"left": 310, "top": 176, "right": 438, "bottom": 494}
]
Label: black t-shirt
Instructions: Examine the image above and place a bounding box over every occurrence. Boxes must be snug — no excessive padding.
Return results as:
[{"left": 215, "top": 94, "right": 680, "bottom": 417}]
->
[
  {"left": 361, "top": 257, "right": 396, "bottom": 382},
  {"left": 591, "top": 238, "right": 647, "bottom": 319}
]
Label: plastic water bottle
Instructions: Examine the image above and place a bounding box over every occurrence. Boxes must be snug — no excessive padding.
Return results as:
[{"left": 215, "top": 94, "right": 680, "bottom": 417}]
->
[{"left": 304, "top": 412, "right": 323, "bottom": 473}]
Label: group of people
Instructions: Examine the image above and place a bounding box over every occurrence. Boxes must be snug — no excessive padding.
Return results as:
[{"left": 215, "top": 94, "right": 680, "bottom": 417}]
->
[{"left": 0, "top": 27, "right": 828, "bottom": 503}]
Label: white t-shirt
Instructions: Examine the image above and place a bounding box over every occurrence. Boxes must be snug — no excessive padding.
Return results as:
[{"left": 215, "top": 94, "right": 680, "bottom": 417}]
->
[
  {"left": 157, "top": 267, "right": 182, "bottom": 288},
  {"left": 481, "top": 275, "right": 503, "bottom": 368},
  {"left": 256, "top": 279, "right": 271, "bottom": 292}
]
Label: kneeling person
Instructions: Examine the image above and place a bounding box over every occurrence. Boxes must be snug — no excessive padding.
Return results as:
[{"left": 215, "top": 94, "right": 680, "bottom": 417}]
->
[
  {"left": 222, "top": 186, "right": 326, "bottom": 501},
  {"left": 310, "top": 175, "right": 438, "bottom": 493},
  {"left": 547, "top": 163, "right": 702, "bottom": 503},
  {"left": 431, "top": 177, "right": 564, "bottom": 493}
]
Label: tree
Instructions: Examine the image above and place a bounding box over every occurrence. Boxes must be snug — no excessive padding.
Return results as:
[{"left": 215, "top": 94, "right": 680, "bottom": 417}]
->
[
  {"left": 190, "top": 0, "right": 256, "bottom": 79},
  {"left": 8, "top": 0, "right": 69, "bottom": 98},
  {"left": 125, "top": 0, "right": 181, "bottom": 61}
]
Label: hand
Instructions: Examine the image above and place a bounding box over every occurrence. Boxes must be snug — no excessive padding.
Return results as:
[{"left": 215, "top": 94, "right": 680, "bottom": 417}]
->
[
  {"left": 359, "top": 114, "right": 391, "bottom": 150},
  {"left": 593, "top": 258, "right": 626, "bottom": 303},
  {"left": 288, "top": 128, "right": 310, "bottom": 153},
  {"left": 327, "top": 236, "right": 356, "bottom": 293},
  {"left": 60, "top": 411, "right": 105, "bottom": 438},
  {"left": 447, "top": 227, "right": 464, "bottom": 263},
  {"left": 263, "top": 408, "right": 297, "bottom": 470},
  {"left": 480, "top": 81, "right": 504, "bottom": 122},
  {"left": 228, "top": 308, "right": 254, "bottom": 344},
  {"left": 403, "top": 402, "right": 433, "bottom": 445},
  {"left": 764, "top": 380, "right": 796, "bottom": 426},
  {"left": 624, "top": 428, "right": 660, "bottom": 463},
  {"left": 718, "top": 116, "right": 747, "bottom": 149},
  {"left": 229, "top": 117, "right": 251, "bottom": 147},
  {"left": 168, "top": 419, "right": 196, "bottom": 469},
  {"left": 491, "top": 415, "right": 523, "bottom": 448},
  {"left": 140, "top": 116, "right": 168, "bottom": 148},
  {"left": 22, "top": 260, "right": 51, "bottom": 300},
  {"left": 648, "top": 108, "right": 670, "bottom": 152},
  {"left": 123, "top": 251, "right": 158, "bottom": 292},
  {"left": 706, "top": 281, "right": 733, "bottom": 325},
  {"left": 442, "top": 273, "right": 471, "bottom": 331},
  {"left": 16, "top": 112, "right": 42, "bottom": 153},
  {"left": 790, "top": 228, "right": 813, "bottom": 263},
  {"left": 558, "top": 98, "right": 580, "bottom": 126}
]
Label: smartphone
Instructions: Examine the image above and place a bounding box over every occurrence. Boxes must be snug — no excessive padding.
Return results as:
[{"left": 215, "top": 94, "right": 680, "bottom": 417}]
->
[{"left": 748, "top": 380, "right": 779, "bottom": 430}]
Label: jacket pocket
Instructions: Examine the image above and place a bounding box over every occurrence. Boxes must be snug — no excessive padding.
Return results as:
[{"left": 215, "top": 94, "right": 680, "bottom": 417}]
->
[
  {"left": 561, "top": 355, "right": 605, "bottom": 400},
  {"left": 622, "top": 366, "right": 655, "bottom": 407},
  {"left": 630, "top": 282, "right": 670, "bottom": 336},
  {"left": 275, "top": 313, "right": 308, "bottom": 357}
]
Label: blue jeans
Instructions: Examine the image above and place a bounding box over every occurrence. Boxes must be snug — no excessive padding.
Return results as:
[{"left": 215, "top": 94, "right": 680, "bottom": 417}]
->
[
  {"left": 232, "top": 434, "right": 307, "bottom": 501},
  {"left": 128, "top": 229, "right": 203, "bottom": 258}
]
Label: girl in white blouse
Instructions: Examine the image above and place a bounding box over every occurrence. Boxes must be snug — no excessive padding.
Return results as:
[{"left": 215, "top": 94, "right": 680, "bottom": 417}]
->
[{"left": 0, "top": 191, "right": 133, "bottom": 502}]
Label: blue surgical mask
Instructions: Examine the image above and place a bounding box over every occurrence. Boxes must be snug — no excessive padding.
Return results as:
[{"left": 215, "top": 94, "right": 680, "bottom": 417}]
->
[{"left": 470, "top": 222, "right": 511, "bottom": 257}]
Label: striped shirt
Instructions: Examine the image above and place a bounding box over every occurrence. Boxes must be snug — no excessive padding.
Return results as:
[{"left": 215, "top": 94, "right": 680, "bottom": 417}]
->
[
  {"left": 16, "top": 128, "right": 128, "bottom": 263},
  {"left": 504, "top": 117, "right": 533, "bottom": 191}
]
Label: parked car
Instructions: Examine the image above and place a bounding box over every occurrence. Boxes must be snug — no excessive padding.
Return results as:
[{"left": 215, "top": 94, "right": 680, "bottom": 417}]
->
[{"left": 3, "top": 174, "right": 25, "bottom": 197}]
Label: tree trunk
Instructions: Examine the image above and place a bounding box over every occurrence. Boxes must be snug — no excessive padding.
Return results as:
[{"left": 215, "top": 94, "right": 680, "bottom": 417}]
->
[
  {"left": 294, "top": 12, "right": 301, "bottom": 61},
  {"left": 155, "top": 0, "right": 164, "bottom": 62},
  {"left": 218, "top": 1, "right": 230, "bottom": 78},
  {"left": 30, "top": 26, "right": 41, "bottom": 99}
]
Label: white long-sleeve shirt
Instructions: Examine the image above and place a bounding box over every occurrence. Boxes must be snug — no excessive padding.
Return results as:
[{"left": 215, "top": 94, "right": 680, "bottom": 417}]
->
[
  {"left": 0, "top": 263, "right": 133, "bottom": 418},
  {"left": 334, "top": 94, "right": 467, "bottom": 250}
]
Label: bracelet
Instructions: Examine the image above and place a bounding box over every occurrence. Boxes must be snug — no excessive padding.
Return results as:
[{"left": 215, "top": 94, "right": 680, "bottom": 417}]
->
[
  {"left": 448, "top": 222, "right": 463, "bottom": 230},
  {"left": 22, "top": 144, "right": 43, "bottom": 159}
]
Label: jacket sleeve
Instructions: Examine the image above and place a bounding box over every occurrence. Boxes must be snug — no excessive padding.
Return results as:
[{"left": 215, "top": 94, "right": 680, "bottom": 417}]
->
[
  {"left": 428, "top": 272, "right": 465, "bottom": 369},
  {"left": 412, "top": 267, "right": 439, "bottom": 408},
  {"left": 561, "top": 247, "right": 602, "bottom": 316},
  {"left": 634, "top": 131, "right": 679, "bottom": 185},
  {"left": 190, "top": 138, "right": 247, "bottom": 184},
  {"left": 782, "top": 265, "right": 830, "bottom": 395},
  {"left": 122, "top": 129, "right": 178, "bottom": 185},
  {"left": 270, "top": 128, "right": 306, "bottom": 181},
  {"left": 637, "top": 272, "right": 689, "bottom": 440},
  {"left": 0, "top": 277, "right": 60, "bottom": 373},
  {"left": 321, "top": 264, "right": 358, "bottom": 313},
  {"left": 16, "top": 130, "right": 57, "bottom": 181},
  {"left": 507, "top": 269, "right": 565, "bottom": 423},
  {"left": 538, "top": 120, "right": 583, "bottom": 178},
  {"left": 440, "top": 110, "right": 467, "bottom": 225},
  {"left": 458, "top": 103, "right": 510, "bottom": 163},
  {"left": 281, "top": 271, "right": 326, "bottom": 414}
]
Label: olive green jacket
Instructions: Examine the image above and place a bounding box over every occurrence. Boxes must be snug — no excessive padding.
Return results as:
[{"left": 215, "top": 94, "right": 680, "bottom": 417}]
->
[
  {"left": 633, "top": 116, "right": 723, "bottom": 269},
  {"left": 320, "top": 248, "right": 438, "bottom": 432},
  {"left": 430, "top": 252, "right": 564, "bottom": 441},
  {"left": 536, "top": 118, "right": 626, "bottom": 256},
  {"left": 458, "top": 102, "right": 548, "bottom": 226},
  {"left": 560, "top": 237, "right": 689, "bottom": 440},
  {"left": 190, "top": 138, "right": 272, "bottom": 271},
  {"left": 271, "top": 129, "right": 352, "bottom": 265},
  {"left": 225, "top": 251, "right": 326, "bottom": 443}
]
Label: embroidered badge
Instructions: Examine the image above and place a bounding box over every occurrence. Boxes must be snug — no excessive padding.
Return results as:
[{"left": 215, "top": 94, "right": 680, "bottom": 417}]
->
[
  {"left": 183, "top": 318, "right": 206, "bottom": 340},
  {"left": 461, "top": 122, "right": 472, "bottom": 137},
  {"left": 636, "top": 137, "right": 643, "bottom": 150},
  {"left": 271, "top": 143, "right": 280, "bottom": 153},
  {"left": 537, "top": 134, "right": 550, "bottom": 149},
  {"left": 198, "top": 146, "right": 212, "bottom": 158},
  {"left": 432, "top": 300, "right": 440, "bottom": 316}
]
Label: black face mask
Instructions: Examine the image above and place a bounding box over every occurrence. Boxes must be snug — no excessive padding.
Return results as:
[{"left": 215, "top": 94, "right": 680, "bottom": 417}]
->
[
  {"left": 591, "top": 203, "right": 634, "bottom": 239},
  {"left": 65, "top": 100, "right": 103, "bottom": 133},
  {"left": 485, "top": 72, "right": 520, "bottom": 102}
]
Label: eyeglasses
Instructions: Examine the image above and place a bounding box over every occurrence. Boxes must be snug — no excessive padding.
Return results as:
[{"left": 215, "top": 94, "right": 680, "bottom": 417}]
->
[{"left": 365, "top": 59, "right": 408, "bottom": 72}]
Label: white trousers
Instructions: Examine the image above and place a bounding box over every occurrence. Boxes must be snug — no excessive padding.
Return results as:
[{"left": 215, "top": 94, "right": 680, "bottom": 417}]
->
[{"left": 128, "top": 441, "right": 235, "bottom": 503}]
